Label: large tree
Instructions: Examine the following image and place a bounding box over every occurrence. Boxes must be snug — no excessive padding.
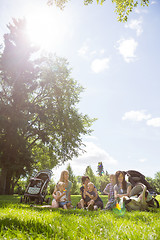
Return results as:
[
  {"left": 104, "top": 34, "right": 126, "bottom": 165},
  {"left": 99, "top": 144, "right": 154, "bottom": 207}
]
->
[
  {"left": 0, "top": 18, "right": 94, "bottom": 194},
  {"left": 48, "top": 0, "right": 149, "bottom": 22}
]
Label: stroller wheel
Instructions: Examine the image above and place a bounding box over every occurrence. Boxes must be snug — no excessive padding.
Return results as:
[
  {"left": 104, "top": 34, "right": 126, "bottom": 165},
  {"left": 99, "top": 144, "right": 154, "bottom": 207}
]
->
[
  {"left": 148, "top": 198, "right": 159, "bottom": 208},
  {"left": 152, "top": 198, "right": 159, "bottom": 208},
  {"left": 45, "top": 197, "right": 51, "bottom": 204}
]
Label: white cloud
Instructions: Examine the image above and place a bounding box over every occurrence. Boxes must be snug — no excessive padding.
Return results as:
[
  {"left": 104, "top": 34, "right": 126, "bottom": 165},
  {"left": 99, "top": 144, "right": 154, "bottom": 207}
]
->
[
  {"left": 135, "top": 7, "right": 148, "bottom": 14},
  {"left": 91, "top": 58, "right": 110, "bottom": 73},
  {"left": 122, "top": 110, "right": 151, "bottom": 122},
  {"left": 52, "top": 141, "right": 117, "bottom": 182},
  {"left": 151, "top": 1, "right": 157, "bottom": 5},
  {"left": 146, "top": 118, "right": 160, "bottom": 127},
  {"left": 117, "top": 38, "right": 138, "bottom": 63},
  {"left": 100, "top": 49, "right": 105, "bottom": 54},
  {"left": 125, "top": 18, "right": 143, "bottom": 36},
  {"left": 77, "top": 142, "right": 117, "bottom": 165},
  {"left": 78, "top": 43, "right": 89, "bottom": 57},
  {"left": 139, "top": 158, "right": 147, "bottom": 163},
  {"left": 90, "top": 50, "right": 97, "bottom": 56}
]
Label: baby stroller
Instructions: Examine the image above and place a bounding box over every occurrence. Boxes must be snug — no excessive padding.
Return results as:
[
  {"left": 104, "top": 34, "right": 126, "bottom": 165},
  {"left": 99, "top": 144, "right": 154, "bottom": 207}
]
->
[
  {"left": 20, "top": 169, "right": 52, "bottom": 204},
  {"left": 125, "top": 170, "right": 159, "bottom": 208}
]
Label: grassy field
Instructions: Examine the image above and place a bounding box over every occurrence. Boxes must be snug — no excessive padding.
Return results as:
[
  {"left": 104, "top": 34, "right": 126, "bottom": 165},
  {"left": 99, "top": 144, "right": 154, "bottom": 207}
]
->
[{"left": 0, "top": 195, "right": 160, "bottom": 240}]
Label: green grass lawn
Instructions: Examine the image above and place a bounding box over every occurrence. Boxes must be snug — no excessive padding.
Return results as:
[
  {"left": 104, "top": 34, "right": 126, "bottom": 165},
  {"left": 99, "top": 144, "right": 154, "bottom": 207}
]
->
[{"left": 0, "top": 195, "right": 160, "bottom": 239}]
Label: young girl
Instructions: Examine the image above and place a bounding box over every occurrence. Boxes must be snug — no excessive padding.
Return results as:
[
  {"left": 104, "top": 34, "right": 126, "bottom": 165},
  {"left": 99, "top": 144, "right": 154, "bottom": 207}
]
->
[
  {"left": 103, "top": 174, "right": 116, "bottom": 210},
  {"left": 114, "top": 171, "right": 131, "bottom": 206},
  {"left": 53, "top": 182, "right": 68, "bottom": 209}
]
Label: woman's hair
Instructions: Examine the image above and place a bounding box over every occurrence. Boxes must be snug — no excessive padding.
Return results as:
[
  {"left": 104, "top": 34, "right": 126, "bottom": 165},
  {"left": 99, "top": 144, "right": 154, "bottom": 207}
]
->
[
  {"left": 54, "top": 170, "right": 69, "bottom": 193},
  {"left": 115, "top": 171, "right": 127, "bottom": 191},
  {"left": 109, "top": 174, "right": 115, "bottom": 179},
  {"left": 81, "top": 176, "right": 90, "bottom": 184},
  {"left": 59, "top": 170, "right": 69, "bottom": 182}
]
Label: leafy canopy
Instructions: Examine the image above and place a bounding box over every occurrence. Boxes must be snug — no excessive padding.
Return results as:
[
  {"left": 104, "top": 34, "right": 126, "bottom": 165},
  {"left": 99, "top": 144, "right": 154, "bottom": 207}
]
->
[
  {"left": 47, "top": 0, "right": 149, "bottom": 22},
  {"left": 0, "top": 18, "right": 94, "bottom": 194}
]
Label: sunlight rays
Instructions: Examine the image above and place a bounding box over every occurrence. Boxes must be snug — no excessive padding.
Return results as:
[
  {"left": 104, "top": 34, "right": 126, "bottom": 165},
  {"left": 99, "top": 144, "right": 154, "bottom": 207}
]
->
[{"left": 26, "top": 5, "right": 71, "bottom": 51}]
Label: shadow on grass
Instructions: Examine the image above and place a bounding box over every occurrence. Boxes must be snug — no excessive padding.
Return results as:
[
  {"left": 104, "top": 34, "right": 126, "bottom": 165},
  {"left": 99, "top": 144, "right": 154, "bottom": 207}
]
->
[{"left": 0, "top": 216, "right": 58, "bottom": 237}]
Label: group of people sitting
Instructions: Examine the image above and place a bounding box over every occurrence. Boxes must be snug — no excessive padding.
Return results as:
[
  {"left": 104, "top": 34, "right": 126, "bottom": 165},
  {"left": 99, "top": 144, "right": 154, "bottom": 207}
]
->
[
  {"left": 39, "top": 169, "right": 152, "bottom": 211},
  {"left": 76, "top": 170, "right": 151, "bottom": 211}
]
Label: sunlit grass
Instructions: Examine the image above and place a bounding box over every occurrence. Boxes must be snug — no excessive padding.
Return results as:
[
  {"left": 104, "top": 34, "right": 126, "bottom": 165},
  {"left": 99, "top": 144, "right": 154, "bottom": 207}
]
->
[{"left": 0, "top": 195, "right": 159, "bottom": 239}]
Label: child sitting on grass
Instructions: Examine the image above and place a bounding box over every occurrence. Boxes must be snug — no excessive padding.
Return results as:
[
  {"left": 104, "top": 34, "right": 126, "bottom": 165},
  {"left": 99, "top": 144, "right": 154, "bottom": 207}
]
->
[
  {"left": 53, "top": 182, "right": 69, "bottom": 209},
  {"left": 77, "top": 176, "right": 98, "bottom": 209},
  {"left": 85, "top": 182, "right": 96, "bottom": 210},
  {"left": 86, "top": 182, "right": 103, "bottom": 210},
  {"left": 103, "top": 174, "right": 116, "bottom": 210}
]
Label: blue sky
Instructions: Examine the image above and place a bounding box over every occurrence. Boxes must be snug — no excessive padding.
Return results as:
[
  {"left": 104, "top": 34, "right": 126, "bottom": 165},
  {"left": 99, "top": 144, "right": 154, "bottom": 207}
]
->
[{"left": 1, "top": 0, "right": 160, "bottom": 182}]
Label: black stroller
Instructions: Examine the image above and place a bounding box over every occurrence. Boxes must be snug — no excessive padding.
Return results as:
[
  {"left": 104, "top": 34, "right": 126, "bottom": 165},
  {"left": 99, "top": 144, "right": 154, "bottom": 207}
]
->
[
  {"left": 20, "top": 169, "right": 52, "bottom": 204},
  {"left": 125, "top": 170, "right": 159, "bottom": 208}
]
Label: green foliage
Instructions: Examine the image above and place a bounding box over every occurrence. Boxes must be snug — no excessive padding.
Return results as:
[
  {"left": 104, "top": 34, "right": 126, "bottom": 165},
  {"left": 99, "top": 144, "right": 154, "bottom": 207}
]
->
[
  {"left": 66, "top": 163, "right": 79, "bottom": 195},
  {"left": 0, "top": 18, "right": 94, "bottom": 194},
  {"left": 14, "top": 178, "right": 27, "bottom": 195},
  {"left": 97, "top": 174, "right": 110, "bottom": 192},
  {"left": 0, "top": 18, "right": 37, "bottom": 194},
  {"left": 0, "top": 195, "right": 160, "bottom": 239},
  {"left": 84, "top": 166, "right": 97, "bottom": 185},
  {"left": 47, "top": 179, "right": 56, "bottom": 195},
  {"left": 154, "top": 172, "right": 160, "bottom": 193},
  {"left": 112, "top": 0, "right": 149, "bottom": 22},
  {"left": 48, "top": 0, "right": 150, "bottom": 22},
  {"left": 146, "top": 172, "right": 160, "bottom": 194}
]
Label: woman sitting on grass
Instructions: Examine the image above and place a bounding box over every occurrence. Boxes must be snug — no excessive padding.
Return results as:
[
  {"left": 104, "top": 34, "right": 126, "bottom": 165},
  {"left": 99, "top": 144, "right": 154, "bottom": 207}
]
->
[
  {"left": 114, "top": 171, "right": 132, "bottom": 208},
  {"left": 52, "top": 170, "right": 73, "bottom": 208}
]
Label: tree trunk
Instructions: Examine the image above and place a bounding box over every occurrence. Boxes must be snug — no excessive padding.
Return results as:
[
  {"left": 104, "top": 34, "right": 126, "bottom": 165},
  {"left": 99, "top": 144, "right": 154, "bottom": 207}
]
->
[
  {"left": 0, "top": 168, "right": 15, "bottom": 195},
  {"left": 5, "top": 172, "right": 12, "bottom": 195},
  {"left": 0, "top": 168, "right": 7, "bottom": 195}
]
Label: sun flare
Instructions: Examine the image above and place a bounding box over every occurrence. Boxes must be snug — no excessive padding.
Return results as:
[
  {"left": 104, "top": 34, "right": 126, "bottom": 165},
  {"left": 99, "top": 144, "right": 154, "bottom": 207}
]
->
[{"left": 26, "top": 6, "right": 70, "bottom": 51}]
